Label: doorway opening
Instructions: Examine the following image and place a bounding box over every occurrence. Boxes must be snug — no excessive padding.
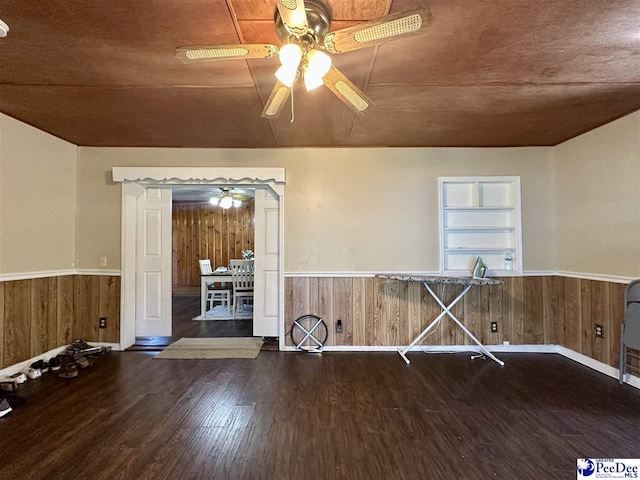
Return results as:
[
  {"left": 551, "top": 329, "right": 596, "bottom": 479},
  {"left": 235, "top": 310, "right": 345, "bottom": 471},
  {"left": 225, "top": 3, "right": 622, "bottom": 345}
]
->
[
  {"left": 136, "top": 185, "right": 257, "bottom": 348},
  {"left": 113, "top": 167, "right": 285, "bottom": 351}
]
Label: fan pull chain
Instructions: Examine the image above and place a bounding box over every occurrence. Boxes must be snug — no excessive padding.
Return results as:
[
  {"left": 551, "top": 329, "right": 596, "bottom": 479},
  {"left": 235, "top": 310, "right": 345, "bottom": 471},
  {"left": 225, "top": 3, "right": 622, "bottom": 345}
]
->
[{"left": 290, "top": 85, "right": 295, "bottom": 123}]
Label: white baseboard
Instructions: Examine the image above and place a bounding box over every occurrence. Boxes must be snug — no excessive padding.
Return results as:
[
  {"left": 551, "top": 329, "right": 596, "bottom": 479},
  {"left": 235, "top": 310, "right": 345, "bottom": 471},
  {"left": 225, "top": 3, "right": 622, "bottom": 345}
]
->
[
  {"left": 283, "top": 344, "right": 556, "bottom": 353},
  {"left": 556, "top": 346, "right": 640, "bottom": 389},
  {"left": 0, "top": 342, "right": 121, "bottom": 377}
]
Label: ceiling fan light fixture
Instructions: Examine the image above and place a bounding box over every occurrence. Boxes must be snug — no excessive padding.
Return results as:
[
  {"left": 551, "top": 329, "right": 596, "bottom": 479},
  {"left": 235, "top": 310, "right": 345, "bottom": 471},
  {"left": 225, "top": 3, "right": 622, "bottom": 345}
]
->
[
  {"left": 303, "top": 72, "right": 324, "bottom": 91},
  {"left": 219, "top": 196, "right": 234, "bottom": 209},
  {"left": 306, "top": 49, "right": 331, "bottom": 75},
  {"left": 233, "top": 199, "right": 242, "bottom": 208},
  {"left": 303, "top": 49, "right": 331, "bottom": 91},
  {"left": 275, "top": 64, "right": 299, "bottom": 87},
  {"left": 209, "top": 196, "right": 220, "bottom": 206},
  {"left": 279, "top": 43, "right": 302, "bottom": 67}
]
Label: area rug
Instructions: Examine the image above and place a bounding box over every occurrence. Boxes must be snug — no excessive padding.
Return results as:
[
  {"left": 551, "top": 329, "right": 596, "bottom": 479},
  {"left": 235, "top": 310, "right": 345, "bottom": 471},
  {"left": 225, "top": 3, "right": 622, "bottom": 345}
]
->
[
  {"left": 192, "top": 305, "right": 253, "bottom": 321},
  {"left": 154, "top": 337, "right": 264, "bottom": 360}
]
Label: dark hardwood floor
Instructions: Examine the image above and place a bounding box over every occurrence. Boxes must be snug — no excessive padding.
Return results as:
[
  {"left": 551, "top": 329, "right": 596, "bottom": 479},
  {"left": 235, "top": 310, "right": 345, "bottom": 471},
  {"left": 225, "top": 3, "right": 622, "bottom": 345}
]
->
[
  {"left": 134, "top": 295, "right": 253, "bottom": 348},
  {"left": 1, "top": 350, "right": 639, "bottom": 479}
]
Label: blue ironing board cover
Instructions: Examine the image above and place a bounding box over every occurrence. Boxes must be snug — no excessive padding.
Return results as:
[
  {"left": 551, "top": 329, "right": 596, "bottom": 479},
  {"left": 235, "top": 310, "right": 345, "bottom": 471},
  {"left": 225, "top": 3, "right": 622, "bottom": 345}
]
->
[{"left": 376, "top": 274, "right": 503, "bottom": 286}]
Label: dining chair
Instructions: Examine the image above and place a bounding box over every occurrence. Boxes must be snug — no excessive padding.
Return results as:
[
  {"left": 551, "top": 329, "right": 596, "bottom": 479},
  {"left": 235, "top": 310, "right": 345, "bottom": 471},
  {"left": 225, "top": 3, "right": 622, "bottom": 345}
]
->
[
  {"left": 199, "top": 259, "right": 230, "bottom": 311},
  {"left": 198, "top": 259, "right": 213, "bottom": 275},
  {"left": 230, "top": 259, "right": 254, "bottom": 320}
]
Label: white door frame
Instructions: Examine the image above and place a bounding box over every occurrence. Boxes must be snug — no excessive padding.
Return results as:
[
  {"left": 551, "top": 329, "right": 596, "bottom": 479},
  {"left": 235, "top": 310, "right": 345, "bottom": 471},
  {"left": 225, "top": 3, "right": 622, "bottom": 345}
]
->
[{"left": 112, "top": 167, "right": 286, "bottom": 350}]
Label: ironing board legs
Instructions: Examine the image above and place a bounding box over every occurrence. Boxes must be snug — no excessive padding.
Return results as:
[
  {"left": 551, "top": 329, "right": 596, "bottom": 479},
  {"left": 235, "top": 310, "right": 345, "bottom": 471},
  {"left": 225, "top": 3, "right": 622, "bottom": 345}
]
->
[
  {"left": 398, "top": 282, "right": 505, "bottom": 367},
  {"left": 397, "top": 284, "right": 472, "bottom": 364}
]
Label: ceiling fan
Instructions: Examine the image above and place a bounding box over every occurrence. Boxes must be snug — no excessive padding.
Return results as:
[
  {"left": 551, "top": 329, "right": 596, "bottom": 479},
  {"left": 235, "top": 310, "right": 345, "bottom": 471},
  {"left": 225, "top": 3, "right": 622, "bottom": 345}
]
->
[
  {"left": 209, "top": 187, "right": 252, "bottom": 209},
  {"left": 176, "top": 1, "right": 433, "bottom": 119}
]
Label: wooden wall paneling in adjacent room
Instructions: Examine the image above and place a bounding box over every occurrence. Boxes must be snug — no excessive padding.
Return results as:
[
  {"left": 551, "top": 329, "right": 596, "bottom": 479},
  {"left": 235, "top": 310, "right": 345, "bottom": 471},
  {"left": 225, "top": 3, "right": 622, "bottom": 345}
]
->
[
  {"left": 172, "top": 201, "right": 255, "bottom": 286},
  {"left": 0, "top": 283, "right": 4, "bottom": 369},
  {"left": 57, "top": 276, "right": 74, "bottom": 346},
  {"left": 4, "top": 280, "right": 31, "bottom": 366},
  {"left": 30, "top": 277, "right": 58, "bottom": 357}
]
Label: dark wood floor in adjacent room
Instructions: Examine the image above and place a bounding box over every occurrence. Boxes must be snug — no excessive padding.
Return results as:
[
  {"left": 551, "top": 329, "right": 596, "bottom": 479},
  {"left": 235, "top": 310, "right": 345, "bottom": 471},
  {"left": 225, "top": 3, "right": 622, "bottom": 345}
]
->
[
  {"left": 1, "top": 351, "right": 639, "bottom": 480},
  {"left": 134, "top": 295, "right": 253, "bottom": 348}
]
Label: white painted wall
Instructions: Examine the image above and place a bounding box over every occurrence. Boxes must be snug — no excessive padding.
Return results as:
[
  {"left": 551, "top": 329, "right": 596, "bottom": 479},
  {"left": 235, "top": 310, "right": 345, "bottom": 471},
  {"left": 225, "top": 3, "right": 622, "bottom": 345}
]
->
[
  {"left": 554, "top": 112, "right": 640, "bottom": 278},
  {"left": 0, "top": 114, "right": 77, "bottom": 274},
  {"left": 76, "top": 146, "right": 555, "bottom": 272}
]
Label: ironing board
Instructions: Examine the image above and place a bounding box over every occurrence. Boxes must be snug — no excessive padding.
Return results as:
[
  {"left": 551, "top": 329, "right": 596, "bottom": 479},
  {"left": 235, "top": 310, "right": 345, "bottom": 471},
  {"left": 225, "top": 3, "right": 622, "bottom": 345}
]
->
[{"left": 376, "top": 274, "right": 504, "bottom": 366}]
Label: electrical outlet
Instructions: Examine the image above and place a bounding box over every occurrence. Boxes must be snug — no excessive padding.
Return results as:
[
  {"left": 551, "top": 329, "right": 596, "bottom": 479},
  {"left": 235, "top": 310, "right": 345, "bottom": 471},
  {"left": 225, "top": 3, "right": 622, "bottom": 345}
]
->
[
  {"left": 490, "top": 322, "right": 498, "bottom": 332},
  {"left": 336, "top": 319, "right": 343, "bottom": 334},
  {"left": 100, "top": 256, "right": 108, "bottom": 267},
  {"left": 594, "top": 324, "right": 604, "bottom": 337},
  {"left": 99, "top": 317, "right": 107, "bottom": 329}
]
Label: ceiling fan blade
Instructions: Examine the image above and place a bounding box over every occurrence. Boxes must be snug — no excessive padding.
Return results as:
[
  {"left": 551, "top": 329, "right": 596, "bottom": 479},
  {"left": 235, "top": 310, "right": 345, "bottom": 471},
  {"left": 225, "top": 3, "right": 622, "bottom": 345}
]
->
[
  {"left": 275, "top": 0, "right": 308, "bottom": 37},
  {"left": 322, "top": 66, "right": 374, "bottom": 115},
  {"left": 261, "top": 81, "right": 292, "bottom": 118},
  {"left": 176, "top": 44, "right": 279, "bottom": 63},
  {"left": 324, "top": 5, "right": 433, "bottom": 54}
]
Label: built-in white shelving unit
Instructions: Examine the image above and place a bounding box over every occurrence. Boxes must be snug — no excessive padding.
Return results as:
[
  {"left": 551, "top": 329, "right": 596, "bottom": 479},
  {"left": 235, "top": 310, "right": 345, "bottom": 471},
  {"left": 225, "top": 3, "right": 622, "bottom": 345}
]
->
[{"left": 439, "top": 176, "right": 523, "bottom": 276}]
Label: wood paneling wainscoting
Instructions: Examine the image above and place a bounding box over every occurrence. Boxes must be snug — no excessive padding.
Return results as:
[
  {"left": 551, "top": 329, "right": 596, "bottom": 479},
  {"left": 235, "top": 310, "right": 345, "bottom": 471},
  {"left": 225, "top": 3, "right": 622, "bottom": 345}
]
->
[
  {"left": 0, "top": 275, "right": 120, "bottom": 369},
  {"left": 285, "top": 275, "right": 635, "bottom": 370},
  {"left": 172, "top": 201, "right": 255, "bottom": 287}
]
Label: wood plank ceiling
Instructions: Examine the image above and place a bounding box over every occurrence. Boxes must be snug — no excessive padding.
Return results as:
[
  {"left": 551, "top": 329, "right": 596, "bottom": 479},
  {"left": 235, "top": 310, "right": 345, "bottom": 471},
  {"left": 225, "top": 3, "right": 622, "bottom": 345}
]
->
[{"left": 0, "top": 0, "right": 637, "bottom": 147}]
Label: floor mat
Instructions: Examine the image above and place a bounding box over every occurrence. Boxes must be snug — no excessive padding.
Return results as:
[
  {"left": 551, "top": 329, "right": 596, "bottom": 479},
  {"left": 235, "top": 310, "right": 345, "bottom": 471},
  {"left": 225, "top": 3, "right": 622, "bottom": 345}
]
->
[
  {"left": 192, "top": 305, "right": 253, "bottom": 321},
  {"left": 153, "top": 337, "right": 264, "bottom": 359}
]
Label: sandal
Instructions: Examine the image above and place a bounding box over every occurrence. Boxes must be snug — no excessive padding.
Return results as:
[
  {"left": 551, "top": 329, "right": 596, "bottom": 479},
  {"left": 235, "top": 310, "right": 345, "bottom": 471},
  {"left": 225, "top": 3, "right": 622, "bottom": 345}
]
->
[
  {"left": 0, "top": 382, "right": 17, "bottom": 393},
  {"left": 66, "top": 339, "right": 103, "bottom": 356},
  {"left": 58, "top": 363, "right": 78, "bottom": 379},
  {"left": 75, "top": 357, "right": 93, "bottom": 369}
]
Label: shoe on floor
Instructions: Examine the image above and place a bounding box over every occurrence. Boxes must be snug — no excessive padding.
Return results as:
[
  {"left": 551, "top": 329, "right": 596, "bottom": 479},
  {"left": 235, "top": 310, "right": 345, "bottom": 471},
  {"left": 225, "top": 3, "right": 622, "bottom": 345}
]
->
[
  {"left": 75, "top": 357, "right": 92, "bottom": 369},
  {"left": 30, "top": 359, "right": 49, "bottom": 374},
  {"left": 0, "top": 382, "right": 17, "bottom": 393},
  {"left": 58, "top": 363, "right": 78, "bottom": 379},
  {"left": 22, "top": 367, "right": 41, "bottom": 380},
  {"left": 0, "top": 398, "right": 12, "bottom": 418},
  {"left": 9, "top": 372, "right": 27, "bottom": 384},
  {"left": 49, "top": 356, "right": 63, "bottom": 371},
  {"left": 67, "top": 339, "right": 102, "bottom": 355}
]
